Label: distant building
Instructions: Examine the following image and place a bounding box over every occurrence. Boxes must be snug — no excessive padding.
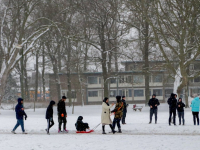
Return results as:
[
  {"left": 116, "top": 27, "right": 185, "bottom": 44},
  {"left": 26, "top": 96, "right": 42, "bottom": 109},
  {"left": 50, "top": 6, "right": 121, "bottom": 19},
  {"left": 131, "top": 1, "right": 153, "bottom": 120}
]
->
[{"left": 48, "top": 60, "right": 200, "bottom": 104}]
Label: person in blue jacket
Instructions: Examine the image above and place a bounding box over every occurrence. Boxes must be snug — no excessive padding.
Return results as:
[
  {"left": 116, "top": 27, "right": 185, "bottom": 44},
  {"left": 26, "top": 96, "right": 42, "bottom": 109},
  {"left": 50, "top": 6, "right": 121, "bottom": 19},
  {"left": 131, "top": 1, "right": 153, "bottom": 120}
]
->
[
  {"left": 11, "top": 98, "right": 27, "bottom": 134},
  {"left": 45, "top": 100, "right": 56, "bottom": 134},
  {"left": 190, "top": 95, "right": 200, "bottom": 125}
]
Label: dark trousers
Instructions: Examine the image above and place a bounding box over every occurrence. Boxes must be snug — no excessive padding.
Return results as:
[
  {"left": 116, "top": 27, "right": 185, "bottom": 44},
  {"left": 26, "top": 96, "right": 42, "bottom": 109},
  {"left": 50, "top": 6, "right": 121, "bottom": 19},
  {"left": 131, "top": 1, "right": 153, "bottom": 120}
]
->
[
  {"left": 113, "top": 118, "right": 121, "bottom": 130},
  {"left": 169, "top": 109, "right": 176, "bottom": 125},
  {"left": 47, "top": 118, "right": 54, "bottom": 133},
  {"left": 178, "top": 112, "right": 184, "bottom": 125},
  {"left": 13, "top": 119, "right": 25, "bottom": 132},
  {"left": 77, "top": 123, "right": 89, "bottom": 131},
  {"left": 192, "top": 112, "right": 199, "bottom": 125},
  {"left": 122, "top": 112, "right": 126, "bottom": 124},
  {"left": 102, "top": 124, "right": 114, "bottom": 132},
  {"left": 58, "top": 116, "right": 67, "bottom": 130},
  {"left": 150, "top": 109, "right": 157, "bottom": 122}
]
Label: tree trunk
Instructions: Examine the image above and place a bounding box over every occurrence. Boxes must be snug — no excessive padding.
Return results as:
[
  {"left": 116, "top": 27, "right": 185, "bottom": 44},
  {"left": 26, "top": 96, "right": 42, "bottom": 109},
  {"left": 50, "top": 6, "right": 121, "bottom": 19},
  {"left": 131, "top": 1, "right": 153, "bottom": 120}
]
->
[
  {"left": 144, "top": 21, "right": 150, "bottom": 106},
  {"left": 67, "top": 39, "right": 72, "bottom": 107},
  {"left": 20, "top": 48, "right": 24, "bottom": 99},
  {"left": 42, "top": 47, "right": 46, "bottom": 101},
  {"left": 34, "top": 51, "right": 39, "bottom": 112}
]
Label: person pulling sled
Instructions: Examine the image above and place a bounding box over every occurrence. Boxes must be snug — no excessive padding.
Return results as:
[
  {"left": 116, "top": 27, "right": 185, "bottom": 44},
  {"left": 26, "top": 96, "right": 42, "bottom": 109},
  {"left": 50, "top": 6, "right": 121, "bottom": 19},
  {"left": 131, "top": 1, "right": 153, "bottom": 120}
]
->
[{"left": 101, "top": 97, "right": 115, "bottom": 134}]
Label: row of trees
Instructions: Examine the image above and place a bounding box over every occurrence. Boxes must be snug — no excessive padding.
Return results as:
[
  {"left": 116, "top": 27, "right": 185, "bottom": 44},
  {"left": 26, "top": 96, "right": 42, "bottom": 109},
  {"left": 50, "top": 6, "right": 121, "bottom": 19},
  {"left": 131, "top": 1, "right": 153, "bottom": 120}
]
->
[{"left": 0, "top": 0, "right": 200, "bottom": 107}]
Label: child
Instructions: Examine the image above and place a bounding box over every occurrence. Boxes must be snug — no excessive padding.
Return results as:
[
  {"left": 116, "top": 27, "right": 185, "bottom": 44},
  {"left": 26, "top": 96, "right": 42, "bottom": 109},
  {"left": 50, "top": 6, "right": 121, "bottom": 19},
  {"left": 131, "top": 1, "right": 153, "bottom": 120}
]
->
[
  {"left": 75, "top": 116, "right": 90, "bottom": 131},
  {"left": 45, "top": 100, "right": 56, "bottom": 134},
  {"left": 11, "top": 98, "right": 27, "bottom": 134},
  {"left": 177, "top": 98, "right": 185, "bottom": 125}
]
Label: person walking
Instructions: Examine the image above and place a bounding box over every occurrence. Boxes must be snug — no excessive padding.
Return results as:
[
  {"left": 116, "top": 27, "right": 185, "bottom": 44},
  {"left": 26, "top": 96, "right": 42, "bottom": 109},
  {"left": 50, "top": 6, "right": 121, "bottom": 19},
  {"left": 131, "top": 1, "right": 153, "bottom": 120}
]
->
[
  {"left": 11, "top": 98, "right": 27, "bottom": 134},
  {"left": 168, "top": 93, "right": 177, "bottom": 126},
  {"left": 57, "top": 96, "right": 68, "bottom": 133},
  {"left": 190, "top": 95, "right": 200, "bottom": 125},
  {"left": 177, "top": 98, "right": 185, "bottom": 125},
  {"left": 111, "top": 96, "right": 124, "bottom": 133},
  {"left": 148, "top": 94, "right": 160, "bottom": 124},
  {"left": 121, "top": 96, "right": 128, "bottom": 124},
  {"left": 101, "top": 97, "right": 115, "bottom": 134},
  {"left": 45, "top": 100, "right": 56, "bottom": 134}
]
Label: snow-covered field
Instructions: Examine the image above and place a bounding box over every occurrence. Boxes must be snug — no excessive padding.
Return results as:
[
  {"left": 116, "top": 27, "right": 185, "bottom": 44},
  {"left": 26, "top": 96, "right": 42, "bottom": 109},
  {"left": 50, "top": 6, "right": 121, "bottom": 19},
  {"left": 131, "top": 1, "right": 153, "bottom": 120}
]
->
[{"left": 0, "top": 103, "right": 199, "bottom": 150}]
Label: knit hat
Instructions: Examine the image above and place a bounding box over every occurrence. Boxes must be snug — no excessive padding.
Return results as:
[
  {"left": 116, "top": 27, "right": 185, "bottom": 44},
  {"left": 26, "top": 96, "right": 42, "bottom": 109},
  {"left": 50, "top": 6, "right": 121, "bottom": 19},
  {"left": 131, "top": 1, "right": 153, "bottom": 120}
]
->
[
  {"left": 62, "top": 96, "right": 67, "bottom": 99},
  {"left": 152, "top": 94, "right": 156, "bottom": 97},
  {"left": 116, "top": 96, "right": 121, "bottom": 103}
]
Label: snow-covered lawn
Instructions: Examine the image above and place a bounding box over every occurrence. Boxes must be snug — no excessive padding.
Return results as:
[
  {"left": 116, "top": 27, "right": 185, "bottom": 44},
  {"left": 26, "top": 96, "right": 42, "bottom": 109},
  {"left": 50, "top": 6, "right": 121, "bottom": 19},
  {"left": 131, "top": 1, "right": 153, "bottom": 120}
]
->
[{"left": 0, "top": 103, "right": 198, "bottom": 150}]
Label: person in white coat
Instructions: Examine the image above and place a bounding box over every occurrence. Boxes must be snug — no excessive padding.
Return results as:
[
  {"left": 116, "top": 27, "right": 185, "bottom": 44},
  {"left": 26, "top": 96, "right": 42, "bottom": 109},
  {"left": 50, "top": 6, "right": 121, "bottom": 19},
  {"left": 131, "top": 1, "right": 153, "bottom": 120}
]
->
[{"left": 101, "top": 97, "right": 115, "bottom": 134}]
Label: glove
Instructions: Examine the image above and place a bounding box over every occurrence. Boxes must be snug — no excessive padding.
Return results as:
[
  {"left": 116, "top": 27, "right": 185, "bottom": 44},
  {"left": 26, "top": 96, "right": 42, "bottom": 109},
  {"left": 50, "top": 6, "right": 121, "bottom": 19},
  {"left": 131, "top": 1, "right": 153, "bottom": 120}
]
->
[{"left": 25, "top": 115, "right": 27, "bottom": 120}]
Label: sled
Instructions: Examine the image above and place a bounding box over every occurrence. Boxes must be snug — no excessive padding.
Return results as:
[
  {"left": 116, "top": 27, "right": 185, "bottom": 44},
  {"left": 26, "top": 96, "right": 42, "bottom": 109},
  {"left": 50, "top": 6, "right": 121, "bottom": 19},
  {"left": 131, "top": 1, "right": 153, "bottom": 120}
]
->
[{"left": 76, "top": 130, "right": 94, "bottom": 133}]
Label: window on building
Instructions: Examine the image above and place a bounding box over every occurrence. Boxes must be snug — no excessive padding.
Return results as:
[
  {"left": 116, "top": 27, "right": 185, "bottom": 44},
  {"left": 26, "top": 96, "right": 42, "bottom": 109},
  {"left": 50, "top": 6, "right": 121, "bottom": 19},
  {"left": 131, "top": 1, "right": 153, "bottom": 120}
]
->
[
  {"left": 88, "top": 77, "right": 98, "bottom": 84},
  {"left": 153, "top": 75, "right": 163, "bottom": 82},
  {"left": 119, "top": 76, "right": 125, "bottom": 83},
  {"left": 110, "top": 90, "right": 117, "bottom": 97},
  {"left": 127, "top": 76, "right": 132, "bottom": 83},
  {"left": 110, "top": 78, "right": 116, "bottom": 84},
  {"left": 153, "top": 89, "right": 163, "bottom": 96},
  {"left": 133, "top": 75, "right": 143, "bottom": 83},
  {"left": 165, "top": 89, "right": 173, "bottom": 98},
  {"left": 194, "top": 64, "right": 200, "bottom": 70},
  {"left": 167, "top": 77, "right": 174, "bottom": 83},
  {"left": 134, "top": 89, "right": 144, "bottom": 97},
  {"left": 194, "top": 77, "right": 200, "bottom": 82},
  {"left": 88, "top": 91, "right": 98, "bottom": 97},
  {"left": 119, "top": 89, "right": 126, "bottom": 96}
]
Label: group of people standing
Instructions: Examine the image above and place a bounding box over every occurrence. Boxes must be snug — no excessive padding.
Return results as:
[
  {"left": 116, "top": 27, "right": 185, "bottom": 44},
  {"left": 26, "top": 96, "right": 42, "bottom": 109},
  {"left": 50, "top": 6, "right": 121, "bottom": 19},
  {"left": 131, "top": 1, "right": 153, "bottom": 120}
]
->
[
  {"left": 10, "top": 93, "right": 200, "bottom": 135},
  {"left": 101, "top": 96, "right": 128, "bottom": 134},
  {"left": 148, "top": 93, "right": 200, "bottom": 126}
]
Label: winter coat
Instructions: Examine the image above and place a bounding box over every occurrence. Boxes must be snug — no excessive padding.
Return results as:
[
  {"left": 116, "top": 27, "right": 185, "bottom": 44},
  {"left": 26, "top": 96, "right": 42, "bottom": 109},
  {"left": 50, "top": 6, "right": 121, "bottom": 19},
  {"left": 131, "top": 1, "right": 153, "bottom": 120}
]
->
[
  {"left": 148, "top": 98, "right": 160, "bottom": 109},
  {"left": 190, "top": 97, "right": 200, "bottom": 112},
  {"left": 75, "top": 116, "right": 89, "bottom": 131},
  {"left": 46, "top": 101, "right": 55, "bottom": 119},
  {"left": 177, "top": 101, "right": 185, "bottom": 112},
  {"left": 57, "top": 100, "right": 67, "bottom": 117},
  {"left": 111, "top": 101, "right": 124, "bottom": 119},
  {"left": 121, "top": 99, "right": 127, "bottom": 113},
  {"left": 15, "top": 98, "right": 27, "bottom": 120},
  {"left": 101, "top": 102, "right": 114, "bottom": 125},
  {"left": 168, "top": 93, "right": 177, "bottom": 110}
]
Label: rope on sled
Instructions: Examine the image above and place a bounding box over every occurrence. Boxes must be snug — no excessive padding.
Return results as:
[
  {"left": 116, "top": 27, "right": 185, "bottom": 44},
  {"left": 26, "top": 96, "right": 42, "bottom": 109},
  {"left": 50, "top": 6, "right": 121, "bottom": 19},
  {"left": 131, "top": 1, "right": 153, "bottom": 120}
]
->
[{"left": 92, "top": 123, "right": 101, "bottom": 131}]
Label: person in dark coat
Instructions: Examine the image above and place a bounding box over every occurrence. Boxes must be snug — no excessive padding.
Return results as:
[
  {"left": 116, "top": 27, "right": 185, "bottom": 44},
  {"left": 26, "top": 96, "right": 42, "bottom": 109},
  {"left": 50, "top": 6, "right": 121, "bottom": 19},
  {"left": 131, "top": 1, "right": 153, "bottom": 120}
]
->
[
  {"left": 45, "top": 100, "right": 56, "bottom": 134},
  {"left": 121, "top": 96, "right": 128, "bottom": 124},
  {"left": 75, "top": 116, "right": 90, "bottom": 131},
  {"left": 11, "top": 98, "right": 27, "bottom": 134},
  {"left": 177, "top": 98, "right": 185, "bottom": 125},
  {"left": 111, "top": 96, "right": 124, "bottom": 133},
  {"left": 148, "top": 94, "right": 160, "bottom": 124},
  {"left": 57, "top": 96, "right": 67, "bottom": 133},
  {"left": 168, "top": 93, "right": 177, "bottom": 125}
]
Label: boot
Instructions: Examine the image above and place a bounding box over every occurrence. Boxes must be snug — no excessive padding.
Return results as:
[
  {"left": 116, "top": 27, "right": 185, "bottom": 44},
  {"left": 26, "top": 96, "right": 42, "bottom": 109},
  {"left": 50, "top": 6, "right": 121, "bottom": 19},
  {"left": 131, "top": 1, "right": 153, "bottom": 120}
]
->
[
  {"left": 102, "top": 126, "right": 106, "bottom": 134},
  {"left": 149, "top": 121, "right": 151, "bottom": 124},
  {"left": 118, "top": 128, "right": 122, "bottom": 133},
  {"left": 109, "top": 124, "right": 116, "bottom": 134}
]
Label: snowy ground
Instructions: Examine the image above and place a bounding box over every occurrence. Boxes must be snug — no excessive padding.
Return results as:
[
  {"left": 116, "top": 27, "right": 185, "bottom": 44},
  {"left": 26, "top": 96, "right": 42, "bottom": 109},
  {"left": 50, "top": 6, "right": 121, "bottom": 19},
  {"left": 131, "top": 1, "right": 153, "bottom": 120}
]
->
[{"left": 0, "top": 103, "right": 199, "bottom": 150}]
